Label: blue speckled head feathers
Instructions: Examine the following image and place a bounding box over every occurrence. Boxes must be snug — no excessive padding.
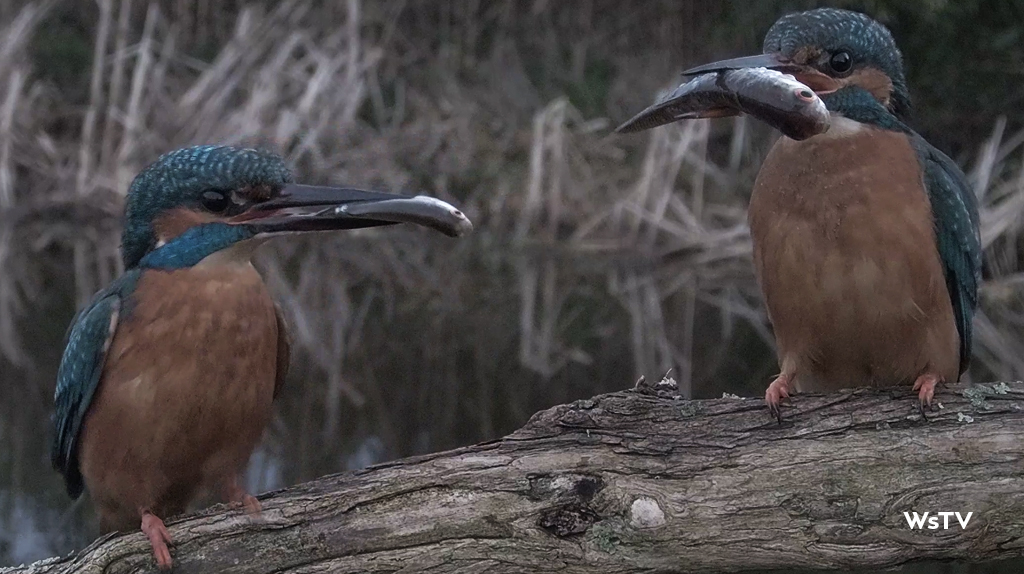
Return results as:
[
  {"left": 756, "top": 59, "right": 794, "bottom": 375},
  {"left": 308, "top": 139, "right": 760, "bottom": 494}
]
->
[
  {"left": 763, "top": 8, "right": 910, "bottom": 118},
  {"left": 121, "top": 145, "right": 293, "bottom": 269}
]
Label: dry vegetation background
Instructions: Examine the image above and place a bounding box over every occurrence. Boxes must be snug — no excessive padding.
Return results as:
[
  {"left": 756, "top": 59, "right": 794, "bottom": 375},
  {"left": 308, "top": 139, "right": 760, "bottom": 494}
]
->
[{"left": 0, "top": 0, "right": 1023, "bottom": 570}]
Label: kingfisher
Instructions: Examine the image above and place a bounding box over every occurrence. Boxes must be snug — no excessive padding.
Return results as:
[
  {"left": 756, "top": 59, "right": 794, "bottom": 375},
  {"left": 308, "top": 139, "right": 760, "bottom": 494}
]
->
[
  {"left": 51, "top": 145, "right": 472, "bottom": 569},
  {"left": 618, "top": 8, "right": 982, "bottom": 420}
]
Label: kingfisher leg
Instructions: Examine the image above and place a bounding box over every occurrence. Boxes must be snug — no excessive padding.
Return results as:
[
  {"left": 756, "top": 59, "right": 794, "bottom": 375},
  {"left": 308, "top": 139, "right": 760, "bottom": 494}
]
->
[
  {"left": 912, "top": 373, "right": 941, "bottom": 414},
  {"left": 222, "top": 476, "right": 261, "bottom": 516},
  {"left": 140, "top": 508, "right": 173, "bottom": 570},
  {"left": 765, "top": 371, "right": 794, "bottom": 423}
]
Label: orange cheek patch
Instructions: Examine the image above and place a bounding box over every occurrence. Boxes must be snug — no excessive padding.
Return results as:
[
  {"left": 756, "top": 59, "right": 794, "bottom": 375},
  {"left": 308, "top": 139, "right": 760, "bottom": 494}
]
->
[
  {"left": 152, "top": 207, "right": 220, "bottom": 244},
  {"left": 843, "top": 68, "right": 894, "bottom": 106}
]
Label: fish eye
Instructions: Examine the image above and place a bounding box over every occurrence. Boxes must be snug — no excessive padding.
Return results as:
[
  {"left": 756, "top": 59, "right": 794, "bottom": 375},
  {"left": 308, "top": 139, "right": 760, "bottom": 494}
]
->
[
  {"left": 829, "top": 51, "right": 853, "bottom": 76},
  {"left": 201, "top": 190, "right": 230, "bottom": 212},
  {"left": 795, "top": 88, "right": 816, "bottom": 101}
]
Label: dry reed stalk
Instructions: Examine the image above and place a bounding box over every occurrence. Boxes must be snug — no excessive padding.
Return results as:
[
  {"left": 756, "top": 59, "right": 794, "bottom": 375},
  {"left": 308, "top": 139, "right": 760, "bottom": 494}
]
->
[
  {"left": 85, "top": 0, "right": 113, "bottom": 182},
  {"left": 114, "top": 3, "right": 160, "bottom": 193},
  {"left": 99, "top": 0, "right": 132, "bottom": 171},
  {"left": 0, "top": 2, "right": 51, "bottom": 363},
  {"left": 0, "top": 70, "right": 22, "bottom": 210}
]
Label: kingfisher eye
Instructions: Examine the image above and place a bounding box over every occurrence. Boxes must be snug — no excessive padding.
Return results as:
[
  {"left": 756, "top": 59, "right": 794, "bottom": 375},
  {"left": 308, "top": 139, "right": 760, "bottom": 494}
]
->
[
  {"left": 829, "top": 51, "right": 853, "bottom": 75},
  {"left": 201, "top": 190, "right": 230, "bottom": 212}
]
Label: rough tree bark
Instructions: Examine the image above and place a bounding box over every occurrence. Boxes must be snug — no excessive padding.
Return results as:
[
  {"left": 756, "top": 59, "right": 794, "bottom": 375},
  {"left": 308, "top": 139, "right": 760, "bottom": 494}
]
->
[{"left": 6, "top": 379, "right": 1024, "bottom": 574}]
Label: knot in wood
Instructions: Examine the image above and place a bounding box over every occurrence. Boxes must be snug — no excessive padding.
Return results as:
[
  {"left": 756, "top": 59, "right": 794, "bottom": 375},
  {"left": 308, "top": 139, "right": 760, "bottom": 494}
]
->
[{"left": 538, "top": 503, "right": 599, "bottom": 537}]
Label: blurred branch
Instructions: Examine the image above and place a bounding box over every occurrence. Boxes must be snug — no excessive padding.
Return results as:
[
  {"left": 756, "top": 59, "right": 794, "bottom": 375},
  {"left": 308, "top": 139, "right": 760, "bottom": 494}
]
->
[{"left": 7, "top": 380, "right": 1024, "bottom": 573}]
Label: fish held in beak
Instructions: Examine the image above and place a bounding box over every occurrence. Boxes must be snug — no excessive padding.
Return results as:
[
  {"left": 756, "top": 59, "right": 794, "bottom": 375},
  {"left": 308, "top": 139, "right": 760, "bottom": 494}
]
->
[
  {"left": 237, "top": 184, "right": 473, "bottom": 238},
  {"left": 333, "top": 195, "right": 474, "bottom": 238},
  {"left": 615, "top": 67, "right": 830, "bottom": 140}
]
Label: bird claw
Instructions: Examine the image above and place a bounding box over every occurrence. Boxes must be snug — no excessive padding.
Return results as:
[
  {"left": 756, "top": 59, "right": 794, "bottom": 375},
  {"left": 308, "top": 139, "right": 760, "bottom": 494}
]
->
[
  {"left": 140, "top": 510, "right": 173, "bottom": 570},
  {"left": 913, "top": 373, "right": 941, "bottom": 418},
  {"left": 237, "top": 493, "right": 262, "bottom": 517},
  {"left": 223, "top": 478, "right": 262, "bottom": 518},
  {"left": 765, "top": 373, "right": 793, "bottom": 424}
]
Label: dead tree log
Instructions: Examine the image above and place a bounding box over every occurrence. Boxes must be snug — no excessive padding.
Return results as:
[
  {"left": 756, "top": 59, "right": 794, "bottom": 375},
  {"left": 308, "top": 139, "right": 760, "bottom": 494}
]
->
[{"left": 6, "top": 380, "right": 1024, "bottom": 573}]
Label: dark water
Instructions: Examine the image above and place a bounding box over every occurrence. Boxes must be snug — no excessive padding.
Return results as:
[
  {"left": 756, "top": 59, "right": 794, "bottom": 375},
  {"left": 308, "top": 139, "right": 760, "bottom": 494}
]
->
[{"left": 0, "top": 237, "right": 1018, "bottom": 574}]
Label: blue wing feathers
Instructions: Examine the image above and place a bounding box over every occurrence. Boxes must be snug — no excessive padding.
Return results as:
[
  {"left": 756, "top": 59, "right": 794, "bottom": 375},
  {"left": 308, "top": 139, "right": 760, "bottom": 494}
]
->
[
  {"left": 914, "top": 138, "right": 982, "bottom": 376},
  {"left": 51, "top": 270, "right": 140, "bottom": 498}
]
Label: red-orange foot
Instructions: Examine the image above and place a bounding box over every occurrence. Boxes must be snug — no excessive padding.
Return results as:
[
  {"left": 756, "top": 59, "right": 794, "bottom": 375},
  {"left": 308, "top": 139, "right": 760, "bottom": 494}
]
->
[
  {"left": 223, "top": 477, "right": 262, "bottom": 517},
  {"left": 913, "top": 373, "right": 941, "bottom": 416},
  {"left": 140, "top": 509, "right": 173, "bottom": 570},
  {"left": 765, "top": 373, "right": 793, "bottom": 423}
]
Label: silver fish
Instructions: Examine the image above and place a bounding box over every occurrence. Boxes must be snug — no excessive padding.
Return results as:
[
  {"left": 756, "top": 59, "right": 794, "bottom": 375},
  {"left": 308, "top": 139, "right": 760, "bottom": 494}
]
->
[
  {"left": 615, "top": 67, "right": 830, "bottom": 140},
  {"left": 333, "top": 195, "right": 473, "bottom": 238}
]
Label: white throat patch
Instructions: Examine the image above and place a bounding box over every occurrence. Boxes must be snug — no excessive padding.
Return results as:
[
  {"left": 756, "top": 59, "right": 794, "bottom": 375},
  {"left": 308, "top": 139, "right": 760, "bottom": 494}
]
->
[{"left": 814, "top": 115, "right": 866, "bottom": 139}]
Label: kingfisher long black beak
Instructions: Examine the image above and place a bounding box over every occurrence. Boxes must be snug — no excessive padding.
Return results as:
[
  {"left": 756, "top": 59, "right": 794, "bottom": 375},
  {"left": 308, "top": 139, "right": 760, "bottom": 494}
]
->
[
  {"left": 682, "top": 52, "right": 839, "bottom": 95},
  {"left": 681, "top": 53, "right": 798, "bottom": 76},
  {"left": 233, "top": 184, "right": 473, "bottom": 238}
]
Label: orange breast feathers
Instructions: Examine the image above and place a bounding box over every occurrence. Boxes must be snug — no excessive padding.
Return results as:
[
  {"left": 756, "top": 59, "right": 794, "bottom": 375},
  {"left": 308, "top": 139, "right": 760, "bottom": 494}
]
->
[
  {"left": 748, "top": 122, "right": 959, "bottom": 391},
  {"left": 77, "top": 263, "right": 281, "bottom": 530}
]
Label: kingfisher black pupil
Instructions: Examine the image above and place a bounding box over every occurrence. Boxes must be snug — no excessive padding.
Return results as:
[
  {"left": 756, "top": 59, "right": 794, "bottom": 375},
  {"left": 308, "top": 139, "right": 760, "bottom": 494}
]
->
[
  {"left": 830, "top": 51, "right": 852, "bottom": 73},
  {"left": 201, "top": 191, "right": 228, "bottom": 211}
]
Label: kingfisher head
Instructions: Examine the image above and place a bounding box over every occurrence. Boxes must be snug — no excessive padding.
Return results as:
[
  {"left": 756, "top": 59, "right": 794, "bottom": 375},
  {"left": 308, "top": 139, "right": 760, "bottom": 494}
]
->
[
  {"left": 121, "top": 145, "right": 472, "bottom": 270},
  {"left": 683, "top": 8, "right": 909, "bottom": 121}
]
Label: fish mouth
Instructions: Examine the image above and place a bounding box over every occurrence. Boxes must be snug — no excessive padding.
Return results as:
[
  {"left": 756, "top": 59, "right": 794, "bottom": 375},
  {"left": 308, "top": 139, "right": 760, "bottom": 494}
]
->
[{"left": 231, "top": 184, "right": 473, "bottom": 238}]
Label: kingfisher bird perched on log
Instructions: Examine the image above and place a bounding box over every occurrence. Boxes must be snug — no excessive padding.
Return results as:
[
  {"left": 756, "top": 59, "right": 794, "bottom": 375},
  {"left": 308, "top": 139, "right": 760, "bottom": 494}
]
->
[
  {"left": 51, "top": 145, "right": 472, "bottom": 569},
  {"left": 616, "top": 8, "right": 982, "bottom": 420}
]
